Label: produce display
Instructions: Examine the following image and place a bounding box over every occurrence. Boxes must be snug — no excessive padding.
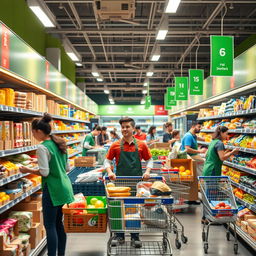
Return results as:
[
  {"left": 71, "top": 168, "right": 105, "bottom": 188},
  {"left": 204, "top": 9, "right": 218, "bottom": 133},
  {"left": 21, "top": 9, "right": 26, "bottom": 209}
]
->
[
  {"left": 67, "top": 143, "right": 82, "bottom": 155},
  {"left": 53, "top": 120, "right": 88, "bottom": 131},
  {"left": 233, "top": 187, "right": 256, "bottom": 204},
  {"left": 211, "top": 201, "right": 232, "bottom": 210},
  {"left": 222, "top": 166, "right": 247, "bottom": 183},
  {"left": 150, "top": 148, "right": 170, "bottom": 157}
]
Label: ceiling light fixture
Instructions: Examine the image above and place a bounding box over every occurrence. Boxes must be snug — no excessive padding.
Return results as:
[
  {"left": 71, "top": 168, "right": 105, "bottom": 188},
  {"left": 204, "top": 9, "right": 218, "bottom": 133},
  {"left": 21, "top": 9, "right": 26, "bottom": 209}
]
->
[
  {"left": 63, "top": 38, "right": 81, "bottom": 63},
  {"left": 156, "top": 15, "right": 168, "bottom": 40},
  {"left": 144, "top": 78, "right": 149, "bottom": 87},
  {"left": 96, "top": 77, "right": 103, "bottom": 82},
  {"left": 150, "top": 45, "right": 161, "bottom": 62},
  {"left": 67, "top": 52, "right": 79, "bottom": 62},
  {"left": 104, "top": 89, "right": 110, "bottom": 94},
  {"left": 27, "top": 0, "right": 56, "bottom": 27},
  {"left": 142, "top": 90, "right": 147, "bottom": 94},
  {"left": 165, "top": 0, "right": 181, "bottom": 13},
  {"left": 91, "top": 64, "right": 100, "bottom": 77},
  {"left": 110, "top": 101, "right": 115, "bottom": 105},
  {"left": 146, "top": 71, "right": 154, "bottom": 77},
  {"left": 75, "top": 63, "right": 83, "bottom": 67}
]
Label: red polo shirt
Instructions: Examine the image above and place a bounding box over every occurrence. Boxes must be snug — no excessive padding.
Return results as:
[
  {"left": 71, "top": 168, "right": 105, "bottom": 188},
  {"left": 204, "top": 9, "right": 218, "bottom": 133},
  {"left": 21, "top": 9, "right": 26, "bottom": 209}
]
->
[
  {"left": 106, "top": 138, "right": 152, "bottom": 166},
  {"left": 134, "top": 132, "right": 147, "bottom": 141}
]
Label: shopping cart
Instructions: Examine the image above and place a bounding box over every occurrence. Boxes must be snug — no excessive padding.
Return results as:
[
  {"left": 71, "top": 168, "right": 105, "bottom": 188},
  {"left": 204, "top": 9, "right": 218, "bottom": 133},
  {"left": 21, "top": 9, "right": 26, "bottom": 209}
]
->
[
  {"left": 160, "top": 169, "right": 190, "bottom": 249},
  {"left": 198, "top": 176, "right": 239, "bottom": 254},
  {"left": 104, "top": 176, "right": 174, "bottom": 256}
]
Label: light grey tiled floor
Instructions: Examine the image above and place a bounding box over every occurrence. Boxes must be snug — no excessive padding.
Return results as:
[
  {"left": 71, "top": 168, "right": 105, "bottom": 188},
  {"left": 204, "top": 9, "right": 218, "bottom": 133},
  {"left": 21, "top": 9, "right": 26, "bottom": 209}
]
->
[{"left": 42, "top": 206, "right": 254, "bottom": 256}]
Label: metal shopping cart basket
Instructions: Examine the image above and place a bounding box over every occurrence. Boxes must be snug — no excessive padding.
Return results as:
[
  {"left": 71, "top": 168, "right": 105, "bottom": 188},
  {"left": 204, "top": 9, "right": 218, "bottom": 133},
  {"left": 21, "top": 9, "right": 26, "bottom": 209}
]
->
[
  {"left": 198, "top": 176, "right": 239, "bottom": 254},
  {"left": 160, "top": 169, "right": 190, "bottom": 249},
  {"left": 104, "top": 176, "right": 174, "bottom": 256}
]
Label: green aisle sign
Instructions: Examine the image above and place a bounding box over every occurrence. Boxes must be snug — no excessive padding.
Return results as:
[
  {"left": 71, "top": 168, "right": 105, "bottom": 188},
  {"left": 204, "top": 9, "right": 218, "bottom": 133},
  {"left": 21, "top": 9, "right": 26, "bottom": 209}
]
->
[
  {"left": 189, "top": 69, "right": 204, "bottom": 95},
  {"left": 175, "top": 77, "right": 188, "bottom": 100},
  {"left": 164, "top": 94, "right": 172, "bottom": 110},
  {"left": 210, "top": 35, "right": 234, "bottom": 76},
  {"left": 167, "top": 87, "right": 177, "bottom": 106},
  {"left": 145, "top": 95, "right": 151, "bottom": 109}
]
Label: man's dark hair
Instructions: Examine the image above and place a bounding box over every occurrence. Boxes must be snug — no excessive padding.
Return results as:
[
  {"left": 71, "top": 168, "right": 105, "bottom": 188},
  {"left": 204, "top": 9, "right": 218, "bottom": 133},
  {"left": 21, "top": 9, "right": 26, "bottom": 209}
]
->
[
  {"left": 191, "top": 121, "right": 202, "bottom": 127},
  {"left": 165, "top": 122, "right": 173, "bottom": 128},
  {"left": 135, "top": 125, "right": 141, "bottom": 130},
  {"left": 93, "top": 125, "right": 102, "bottom": 131},
  {"left": 119, "top": 117, "right": 135, "bottom": 127},
  {"left": 102, "top": 126, "right": 107, "bottom": 131}
]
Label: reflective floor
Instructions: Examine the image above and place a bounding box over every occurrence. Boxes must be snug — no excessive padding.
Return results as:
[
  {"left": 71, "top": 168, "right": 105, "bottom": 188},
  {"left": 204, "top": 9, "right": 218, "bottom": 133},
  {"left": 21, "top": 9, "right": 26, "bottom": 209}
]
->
[{"left": 41, "top": 206, "right": 254, "bottom": 256}]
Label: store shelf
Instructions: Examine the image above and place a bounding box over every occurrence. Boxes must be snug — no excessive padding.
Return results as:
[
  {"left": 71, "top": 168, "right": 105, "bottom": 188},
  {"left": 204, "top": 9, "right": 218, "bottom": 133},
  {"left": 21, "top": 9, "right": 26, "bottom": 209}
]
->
[
  {"left": 230, "top": 225, "right": 256, "bottom": 251},
  {"left": 172, "top": 116, "right": 186, "bottom": 120},
  {"left": 0, "top": 185, "right": 41, "bottom": 214},
  {"left": 198, "top": 141, "right": 256, "bottom": 155},
  {"left": 51, "top": 114, "right": 90, "bottom": 124},
  {"left": 223, "top": 161, "right": 256, "bottom": 176},
  {"left": 0, "top": 145, "right": 38, "bottom": 157},
  {"left": 66, "top": 139, "right": 83, "bottom": 146},
  {"left": 29, "top": 237, "right": 47, "bottom": 256},
  {"left": 0, "top": 173, "right": 29, "bottom": 187},
  {"left": 231, "top": 180, "right": 256, "bottom": 197},
  {"left": 197, "top": 108, "right": 256, "bottom": 121},
  {"left": 235, "top": 196, "right": 256, "bottom": 213},
  {"left": 52, "top": 129, "right": 89, "bottom": 134},
  {"left": 68, "top": 149, "right": 82, "bottom": 158},
  {"left": 201, "top": 128, "right": 256, "bottom": 134}
]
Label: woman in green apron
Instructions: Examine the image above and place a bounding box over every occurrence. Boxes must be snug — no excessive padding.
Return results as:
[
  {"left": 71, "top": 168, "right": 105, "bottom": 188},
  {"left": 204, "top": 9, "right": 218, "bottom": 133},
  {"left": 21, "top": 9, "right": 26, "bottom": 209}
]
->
[
  {"left": 20, "top": 113, "right": 74, "bottom": 256},
  {"left": 202, "top": 126, "right": 239, "bottom": 176},
  {"left": 201, "top": 126, "right": 239, "bottom": 224}
]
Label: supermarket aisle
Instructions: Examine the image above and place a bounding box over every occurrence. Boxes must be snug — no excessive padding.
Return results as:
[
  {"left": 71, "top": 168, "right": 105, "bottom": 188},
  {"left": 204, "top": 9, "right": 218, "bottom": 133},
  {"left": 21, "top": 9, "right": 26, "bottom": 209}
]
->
[{"left": 41, "top": 206, "right": 253, "bottom": 256}]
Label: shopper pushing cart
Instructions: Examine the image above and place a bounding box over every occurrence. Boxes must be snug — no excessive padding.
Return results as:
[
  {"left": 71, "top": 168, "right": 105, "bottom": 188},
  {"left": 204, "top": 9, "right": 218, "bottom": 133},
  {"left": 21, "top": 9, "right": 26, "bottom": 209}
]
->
[{"left": 199, "top": 176, "right": 239, "bottom": 254}]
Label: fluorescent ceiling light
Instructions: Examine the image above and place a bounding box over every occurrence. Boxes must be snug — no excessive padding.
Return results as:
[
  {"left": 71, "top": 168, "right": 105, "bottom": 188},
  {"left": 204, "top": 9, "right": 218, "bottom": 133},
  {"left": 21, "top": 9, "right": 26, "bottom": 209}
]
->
[
  {"left": 151, "top": 54, "right": 161, "bottom": 61},
  {"left": 142, "top": 90, "right": 147, "bottom": 94},
  {"left": 146, "top": 71, "right": 154, "bottom": 77},
  {"left": 104, "top": 90, "right": 110, "bottom": 94},
  {"left": 165, "top": 0, "right": 181, "bottom": 13},
  {"left": 156, "top": 30, "right": 168, "bottom": 40},
  {"left": 110, "top": 101, "right": 115, "bottom": 105},
  {"left": 97, "top": 77, "right": 103, "bottom": 82},
  {"left": 92, "top": 72, "right": 99, "bottom": 77},
  {"left": 67, "top": 52, "right": 79, "bottom": 62},
  {"left": 144, "top": 82, "right": 149, "bottom": 87},
  {"left": 75, "top": 63, "right": 83, "bottom": 67},
  {"left": 141, "top": 100, "right": 145, "bottom": 104}
]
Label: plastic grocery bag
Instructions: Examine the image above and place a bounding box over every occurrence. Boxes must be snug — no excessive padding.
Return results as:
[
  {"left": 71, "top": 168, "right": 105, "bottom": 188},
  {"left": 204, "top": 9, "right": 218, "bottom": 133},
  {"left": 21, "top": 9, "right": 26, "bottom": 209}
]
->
[
  {"left": 9, "top": 211, "right": 32, "bottom": 232},
  {"left": 75, "top": 171, "right": 102, "bottom": 183}
]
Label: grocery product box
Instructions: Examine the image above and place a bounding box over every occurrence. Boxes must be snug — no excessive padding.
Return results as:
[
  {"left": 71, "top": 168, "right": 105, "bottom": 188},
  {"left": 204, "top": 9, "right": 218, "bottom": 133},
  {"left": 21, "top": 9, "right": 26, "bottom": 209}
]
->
[
  {"left": 74, "top": 156, "right": 96, "bottom": 167},
  {"left": 28, "top": 223, "right": 41, "bottom": 249},
  {"left": 149, "top": 142, "right": 169, "bottom": 150},
  {"left": 22, "top": 243, "right": 31, "bottom": 256},
  {"left": 0, "top": 244, "right": 19, "bottom": 256},
  {"left": 12, "top": 200, "right": 42, "bottom": 211}
]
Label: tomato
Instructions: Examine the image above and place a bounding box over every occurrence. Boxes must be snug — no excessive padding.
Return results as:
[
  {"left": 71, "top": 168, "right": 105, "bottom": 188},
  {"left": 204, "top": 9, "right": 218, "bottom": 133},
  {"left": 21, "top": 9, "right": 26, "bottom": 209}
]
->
[
  {"left": 215, "top": 206, "right": 220, "bottom": 209},
  {"left": 225, "top": 205, "right": 231, "bottom": 209},
  {"left": 218, "top": 202, "right": 225, "bottom": 207}
]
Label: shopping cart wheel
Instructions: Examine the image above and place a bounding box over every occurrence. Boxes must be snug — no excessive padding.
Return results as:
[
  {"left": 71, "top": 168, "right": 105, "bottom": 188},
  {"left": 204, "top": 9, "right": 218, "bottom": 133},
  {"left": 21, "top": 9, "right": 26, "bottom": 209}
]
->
[
  {"left": 202, "top": 231, "right": 206, "bottom": 242},
  {"left": 175, "top": 239, "right": 181, "bottom": 249},
  {"left": 181, "top": 234, "right": 188, "bottom": 244},
  {"left": 226, "top": 232, "right": 230, "bottom": 241},
  {"left": 204, "top": 243, "right": 208, "bottom": 254},
  {"left": 234, "top": 244, "right": 238, "bottom": 254}
]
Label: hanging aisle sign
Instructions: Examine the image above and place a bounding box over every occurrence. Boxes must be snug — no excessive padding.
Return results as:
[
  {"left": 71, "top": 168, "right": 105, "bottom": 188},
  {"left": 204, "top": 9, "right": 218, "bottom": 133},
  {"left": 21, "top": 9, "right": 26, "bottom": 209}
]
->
[
  {"left": 210, "top": 35, "right": 234, "bottom": 76},
  {"left": 145, "top": 95, "right": 151, "bottom": 109},
  {"left": 175, "top": 77, "right": 188, "bottom": 100},
  {"left": 189, "top": 69, "right": 204, "bottom": 95},
  {"left": 164, "top": 94, "right": 172, "bottom": 110},
  {"left": 166, "top": 87, "right": 177, "bottom": 106}
]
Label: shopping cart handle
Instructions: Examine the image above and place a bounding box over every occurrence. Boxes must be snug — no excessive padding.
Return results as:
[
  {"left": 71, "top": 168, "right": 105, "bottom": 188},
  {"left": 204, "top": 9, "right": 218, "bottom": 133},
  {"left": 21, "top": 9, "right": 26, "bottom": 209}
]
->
[
  {"left": 198, "top": 176, "right": 230, "bottom": 180},
  {"left": 104, "top": 176, "right": 163, "bottom": 180}
]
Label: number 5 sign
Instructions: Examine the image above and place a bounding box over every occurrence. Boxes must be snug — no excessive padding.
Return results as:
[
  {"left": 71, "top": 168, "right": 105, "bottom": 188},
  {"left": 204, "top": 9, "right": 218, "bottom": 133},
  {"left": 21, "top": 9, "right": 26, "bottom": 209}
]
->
[
  {"left": 210, "top": 35, "right": 234, "bottom": 76},
  {"left": 189, "top": 69, "right": 204, "bottom": 95}
]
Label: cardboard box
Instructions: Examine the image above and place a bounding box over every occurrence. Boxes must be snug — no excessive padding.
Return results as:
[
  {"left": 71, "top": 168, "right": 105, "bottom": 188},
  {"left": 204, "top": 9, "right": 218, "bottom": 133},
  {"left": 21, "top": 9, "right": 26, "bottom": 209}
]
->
[
  {"left": 148, "top": 142, "right": 170, "bottom": 150},
  {"left": 13, "top": 200, "right": 42, "bottom": 211},
  {"left": 10, "top": 239, "right": 23, "bottom": 252},
  {"left": 74, "top": 156, "right": 96, "bottom": 167},
  {"left": 28, "top": 223, "right": 40, "bottom": 249},
  {"left": 0, "top": 245, "right": 18, "bottom": 256},
  {"left": 22, "top": 243, "right": 31, "bottom": 256},
  {"left": 32, "top": 209, "right": 43, "bottom": 224}
]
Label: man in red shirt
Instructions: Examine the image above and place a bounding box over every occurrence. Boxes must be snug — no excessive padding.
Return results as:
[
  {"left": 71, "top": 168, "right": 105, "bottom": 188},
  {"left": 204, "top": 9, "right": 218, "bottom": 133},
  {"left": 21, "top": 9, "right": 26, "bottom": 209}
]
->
[
  {"left": 134, "top": 125, "right": 147, "bottom": 141},
  {"left": 104, "top": 117, "right": 153, "bottom": 248}
]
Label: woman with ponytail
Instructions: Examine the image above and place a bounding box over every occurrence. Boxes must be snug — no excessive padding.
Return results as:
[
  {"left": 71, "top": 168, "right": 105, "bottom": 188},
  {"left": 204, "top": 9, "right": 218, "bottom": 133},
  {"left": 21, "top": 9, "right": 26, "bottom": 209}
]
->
[
  {"left": 19, "top": 113, "right": 74, "bottom": 256},
  {"left": 202, "top": 126, "right": 239, "bottom": 176}
]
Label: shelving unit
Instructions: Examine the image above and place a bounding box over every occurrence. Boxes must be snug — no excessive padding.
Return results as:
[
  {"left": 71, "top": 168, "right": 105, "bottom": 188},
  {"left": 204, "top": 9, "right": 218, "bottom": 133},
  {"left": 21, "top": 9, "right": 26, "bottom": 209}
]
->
[
  {"left": 0, "top": 145, "right": 38, "bottom": 157},
  {"left": 231, "top": 180, "right": 256, "bottom": 197},
  {"left": 0, "top": 185, "right": 41, "bottom": 214},
  {"left": 223, "top": 161, "right": 256, "bottom": 176},
  {"left": 201, "top": 128, "right": 256, "bottom": 134},
  {"left": 66, "top": 139, "right": 83, "bottom": 146},
  {"left": 29, "top": 237, "right": 47, "bottom": 256},
  {"left": 0, "top": 173, "right": 29, "bottom": 186},
  {"left": 235, "top": 196, "right": 256, "bottom": 213},
  {"left": 52, "top": 129, "right": 90, "bottom": 134},
  {"left": 68, "top": 149, "right": 82, "bottom": 158}
]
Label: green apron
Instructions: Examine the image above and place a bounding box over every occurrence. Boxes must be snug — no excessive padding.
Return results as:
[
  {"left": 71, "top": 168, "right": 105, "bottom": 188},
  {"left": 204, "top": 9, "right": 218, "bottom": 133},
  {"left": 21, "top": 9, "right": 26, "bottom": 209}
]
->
[
  {"left": 202, "top": 139, "right": 223, "bottom": 176},
  {"left": 82, "top": 133, "right": 95, "bottom": 156},
  {"left": 42, "top": 140, "right": 74, "bottom": 206},
  {"left": 116, "top": 138, "right": 143, "bottom": 176}
]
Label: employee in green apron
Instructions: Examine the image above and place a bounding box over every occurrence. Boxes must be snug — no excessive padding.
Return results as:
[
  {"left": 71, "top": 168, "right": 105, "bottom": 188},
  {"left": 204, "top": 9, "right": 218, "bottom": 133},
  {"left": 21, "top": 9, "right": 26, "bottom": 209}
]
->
[
  {"left": 82, "top": 125, "right": 102, "bottom": 156},
  {"left": 201, "top": 126, "right": 239, "bottom": 224},
  {"left": 104, "top": 117, "right": 153, "bottom": 248},
  {"left": 19, "top": 113, "right": 74, "bottom": 256},
  {"left": 202, "top": 126, "right": 239, "bottom": 176}
]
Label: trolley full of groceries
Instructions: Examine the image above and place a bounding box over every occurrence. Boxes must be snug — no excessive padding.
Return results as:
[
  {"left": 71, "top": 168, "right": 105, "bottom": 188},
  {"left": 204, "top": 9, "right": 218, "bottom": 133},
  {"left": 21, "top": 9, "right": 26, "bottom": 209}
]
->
[
  {"left": 104, "top": 176, "right": 174, "bottom": 256},
  {"left": 198, "top": 176, "right": 239, "bottom": 254}
]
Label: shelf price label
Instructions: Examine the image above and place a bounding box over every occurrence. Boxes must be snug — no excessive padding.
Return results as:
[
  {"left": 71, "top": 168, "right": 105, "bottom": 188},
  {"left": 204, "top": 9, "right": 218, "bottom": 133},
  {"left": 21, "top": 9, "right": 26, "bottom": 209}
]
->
[
  {"left": 145, "top": 95, "right": 151, "bottom": 109},
  {"left": 189, "top": 69, "right": 204, "bottom": 95},
  {"left": 210, "top": 35, "right": 234, "bottom": 76},
  {"left": 175, "top": 77, "right": 188, "bottom": 100}
]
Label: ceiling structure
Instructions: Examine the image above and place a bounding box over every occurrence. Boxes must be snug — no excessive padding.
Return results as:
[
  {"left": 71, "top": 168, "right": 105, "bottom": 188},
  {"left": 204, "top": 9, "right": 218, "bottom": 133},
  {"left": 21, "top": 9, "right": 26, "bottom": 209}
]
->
[{"left": 43, "top": 0, "right": 256, "bottom": 105}]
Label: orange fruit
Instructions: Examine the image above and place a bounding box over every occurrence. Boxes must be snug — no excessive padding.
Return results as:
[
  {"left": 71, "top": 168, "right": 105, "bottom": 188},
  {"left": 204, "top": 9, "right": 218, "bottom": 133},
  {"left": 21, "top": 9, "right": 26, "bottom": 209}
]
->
[
  {"left": 95, "top": 200, "right": 104, "bottom": 208},
  {"left": 185, "top": 170, "right": 191, "bottom": 175},
  {"left": 179, "top": 166, "right": 185, "bottom": 172}
]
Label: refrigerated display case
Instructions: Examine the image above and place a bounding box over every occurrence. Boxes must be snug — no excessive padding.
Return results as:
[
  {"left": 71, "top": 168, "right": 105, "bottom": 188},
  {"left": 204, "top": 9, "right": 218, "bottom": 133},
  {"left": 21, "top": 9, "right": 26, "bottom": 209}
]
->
[{"left": 172, "top": 114, "right": 198, "bottom": 138}]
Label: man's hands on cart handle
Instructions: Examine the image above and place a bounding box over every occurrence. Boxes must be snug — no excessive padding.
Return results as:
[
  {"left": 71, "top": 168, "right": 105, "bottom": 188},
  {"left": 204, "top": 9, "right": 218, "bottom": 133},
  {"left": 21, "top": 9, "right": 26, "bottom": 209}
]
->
[
  {"left": 107, "top": 170, "right": 117, "bottom": 180},
  {"left": 143, "top": 169, "right": 151, "bottom": 180}
]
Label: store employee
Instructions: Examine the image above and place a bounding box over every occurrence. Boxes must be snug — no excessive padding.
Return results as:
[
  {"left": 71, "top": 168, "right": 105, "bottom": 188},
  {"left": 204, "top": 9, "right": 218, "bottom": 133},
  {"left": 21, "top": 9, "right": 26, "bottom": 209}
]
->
[
  {"left": 104, "top": 117, "right": 153, "bottom": 248},
  {"left": 82, "top": 126, "right": 102, "bottom": 156}
]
